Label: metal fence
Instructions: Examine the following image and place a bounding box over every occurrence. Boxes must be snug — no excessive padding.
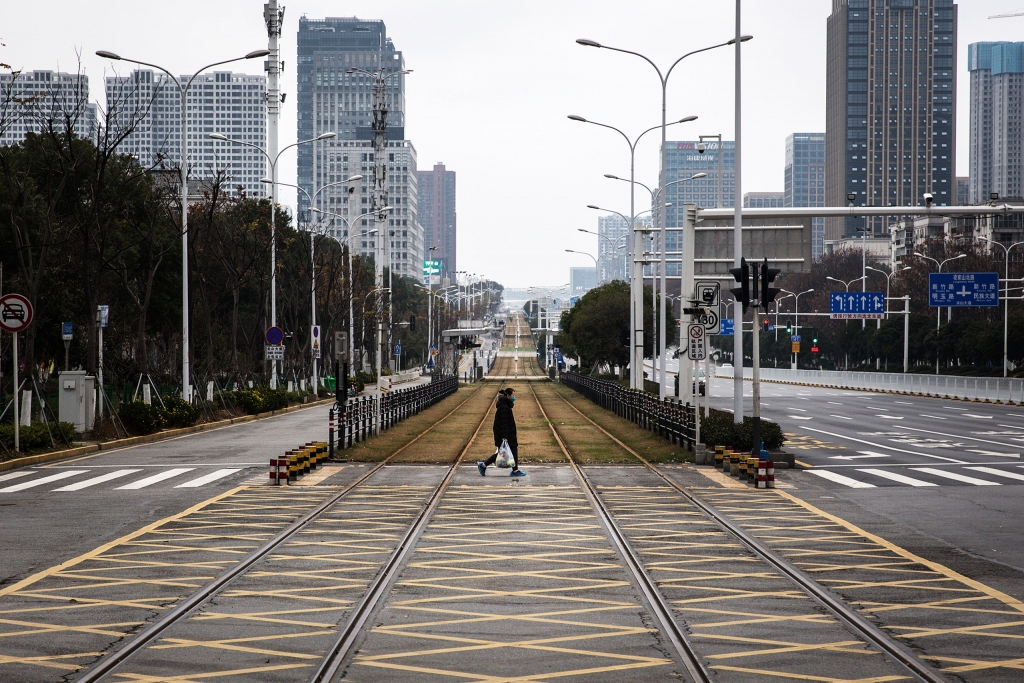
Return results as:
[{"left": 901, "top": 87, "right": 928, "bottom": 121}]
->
[
  {"left": 560, "top": 371, "right": 695, "bottom": 449},
  {"left": 331, "top": 375, "right": 459, "bottom": 452},
  {"left": 716, "top": 366, "right": 1024, "bottom": 403}
]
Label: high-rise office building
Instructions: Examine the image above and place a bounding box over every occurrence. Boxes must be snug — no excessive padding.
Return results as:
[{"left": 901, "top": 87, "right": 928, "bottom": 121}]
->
[
  {"left": 297, "top": 16, "right": 421, "bottom": 277},
  {"left": 0, "top": 71, "right": 96, "bottom": 146},
  {"left": 570, "top": 267, "right": 597, "bottom": 297},
  {"left": 743, "top": 192, "right": 784, "bottom": 208},
  {"left": 825, "top": 0, "right": 957, "bottom": 242},
  {"left": 596, "top": 214, "right": 629, "bottom": 283},
  {"left": 105, "top": 70, "right": 267, "bottom": 197},
  {"left": 956, "top": 176, "right": 969, "bottom": 205},
  {"left": 784, "top": 133, "right": 826, "bottom": 260},
  {"left": 968, "top": 42, "right": 1024, "bottom": 203},
  {"left": 417, "top": 162, "right": 456, "bottom": 280}
]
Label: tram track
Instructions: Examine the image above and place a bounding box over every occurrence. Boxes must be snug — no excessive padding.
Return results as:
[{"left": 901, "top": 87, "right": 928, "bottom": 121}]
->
[
  {"left": 535, "top": 380, "right": 948, "bottom": 683},
  {"left": 72, "top": 380, "right": 501, "bottom": 683}
]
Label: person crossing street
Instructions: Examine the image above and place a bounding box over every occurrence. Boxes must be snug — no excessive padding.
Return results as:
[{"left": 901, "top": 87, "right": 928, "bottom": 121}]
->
[{"left": 478, "top": 387, "right": 525, "bottom": 477}]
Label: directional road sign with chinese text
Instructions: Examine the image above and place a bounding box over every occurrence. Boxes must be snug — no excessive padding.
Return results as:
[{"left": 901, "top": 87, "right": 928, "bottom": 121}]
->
[
  {"left": 830, "top": 292, "right": 885, "bottom": 319},
  {"left": 928, "top": 272, "right": 999, "bottom": 307}
]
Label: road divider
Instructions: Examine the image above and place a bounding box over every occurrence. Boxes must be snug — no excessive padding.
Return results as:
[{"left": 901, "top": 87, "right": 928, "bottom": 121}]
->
[{"left": 271, "top": 441, "right": 327, "bottom": 485}]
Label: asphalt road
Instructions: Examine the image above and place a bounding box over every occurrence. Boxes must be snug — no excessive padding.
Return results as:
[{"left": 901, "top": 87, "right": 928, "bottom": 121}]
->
[
  {"left": 0, "top": 403, "right": 331, "bottom": 591},
  {"left": 705, "top": 375, "right": 1024, "bottom": 574}
]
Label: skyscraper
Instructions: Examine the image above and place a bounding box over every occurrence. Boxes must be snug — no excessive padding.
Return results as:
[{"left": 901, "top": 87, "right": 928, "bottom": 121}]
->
[
  {"left": 105, "top": 70, "right": 267, "bottom": 197},
  {"left": 969, "top": 42, "right": 1024, "bottom": 203},
  {"left": 297, "top": 16, "right": 421, "bottom": 277},
  {"left": 597, "top": 214, "right": 629, "bottom": 283},
  {"left": 743, "top": 192, "right": 784, "bottom": 208},
  {"left": 0, "top": 70, "right": 97, "bottom": 146},
  {"left": 785, "top": 133, "right": 826, "bottom": 260},
  {"left": 825, "top": 0, "right": 957, "bottom": 242},
  {"left": 417, "top": 163, "right": 456, "bottom": 280}
]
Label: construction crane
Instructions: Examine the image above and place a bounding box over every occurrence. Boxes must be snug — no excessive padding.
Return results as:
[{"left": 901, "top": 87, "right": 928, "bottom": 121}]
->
[{"left": 990, "top": 10, "right": 1024, "bottom": 18}]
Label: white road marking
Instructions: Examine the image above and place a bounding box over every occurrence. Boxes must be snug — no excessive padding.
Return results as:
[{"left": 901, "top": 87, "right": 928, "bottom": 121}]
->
[
  {"left": 828, "top": 402, "right": 844, "bottom": 405},
  {"left": 808, "top": 470, "right": 876, "bottom": 488},
  {"left": 790, "top": 408, "right": 807, "bottom": 412},
  {"left": 944, "top": 406, "right": 969, "bottom": 411},
  {"left": 800, "top": 427, "right": 968, "bottom": 463},
  {"left": 878, "top": 415, "right": 904, "bottom": 420},
  {"left": 859, "top": 469, "right": 937, "bottom": 487},
  {"left": 897, "top": 426, "right": 1024, "bottom": 450},
  {"left": 866, "top": 406, "right": 890, "bottom": 411},
  {"left": 0, "top": 471, "right": 88, "bottom": 493},
  {"left": 967, "top": 467, "right": 1024, "bottom": 483},
  {"left": 830, "top": 452, "right": 889, "bottom": 460},
  {"left": 175, "top": 468, "right": 242, "bottom": 488},
  {"left": 789, "top": 415, "right": 814, "bottom": 421},
  {"left": 964, "top": 414, "right": 993, "bottom": 420},
  {"left": 968, "top": 450, "right": 1020, "bottom": 458},
  {"left": 0, "top": 471, "right": 32, "bottom": 483},
  {"left": 830, "top": 414, "right": 854, "bottom": 420},
  {"left": 116, "top": 468, "right": 195, "bottom": 490},
  {"left": 894, "top": 401, "right": 915, "bottom": 405},
  {"left": 53, "top": 469, "right": 141, "bottom": 491},
  {"left": 920, "top": 414, "right": 948, "bottom": 420},
  {"left": 910, "top": 467, "right": 1001, "bottom": 486}
]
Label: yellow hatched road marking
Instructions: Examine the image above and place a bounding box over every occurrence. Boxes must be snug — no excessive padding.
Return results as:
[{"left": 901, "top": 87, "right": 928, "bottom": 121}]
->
[
  {"left": 927, "top": 655, "right": 1024, "bottom": 672},
  {"left": 709, "top": 665, "right": 909, "bottom": 682},
  {"left": 0, "top": 651, "right": 104, "bottom": 671},
  {"left": 110, "top": 662, "right": 311, "bottom": 681}
]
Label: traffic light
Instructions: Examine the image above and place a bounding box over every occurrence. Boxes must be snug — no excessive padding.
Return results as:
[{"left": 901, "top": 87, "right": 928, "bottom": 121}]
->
[
  {"left": 409, "top": 314, "right": 416, "bottom": 332},
  {"left": 729, "top": 257, "right": 750, "bottom": 313},
  {"left": 761, "top": 318, "right": 770, "bottom": 332},
  {"left": 760, "top": 257, "right": 781, "bottom": 308},
  {"left": 786, "top": 319, "right": 793, "bottom": 334},
  {"left": 811, "top": 331, "right": 819, "bottom": 353}
]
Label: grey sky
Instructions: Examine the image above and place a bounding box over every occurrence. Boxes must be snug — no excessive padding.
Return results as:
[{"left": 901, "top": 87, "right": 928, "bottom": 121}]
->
[{"left": 4, "top": 1, "right": 1024, "bottom": 287}]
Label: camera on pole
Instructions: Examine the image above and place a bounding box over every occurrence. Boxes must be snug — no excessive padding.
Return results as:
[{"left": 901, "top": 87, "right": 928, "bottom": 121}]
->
[
  {"left": 760, "top": 257, "right": 781, "bottom": 309},
  {"left": 729, "top": 257, "right": 750, "bottom": 313}
]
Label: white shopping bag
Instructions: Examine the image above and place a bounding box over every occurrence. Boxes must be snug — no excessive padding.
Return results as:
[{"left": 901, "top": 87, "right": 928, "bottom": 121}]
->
[{"left": 495, "top": 439, "right": 515, "bottom": 468}]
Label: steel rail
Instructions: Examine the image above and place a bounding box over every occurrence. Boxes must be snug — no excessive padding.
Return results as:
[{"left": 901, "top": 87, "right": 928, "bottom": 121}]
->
[
  {"left": 76, "top": 379, "right": 487, "bottom": 683},
  {"left": 549, "top": 383, "right": 946, "bottom": 683},
  {"left": 309, "top": 378, "right": 503, "bottom": 683},
  {"left": 526, "top": 381, "right": 714, "bottom": 683}
]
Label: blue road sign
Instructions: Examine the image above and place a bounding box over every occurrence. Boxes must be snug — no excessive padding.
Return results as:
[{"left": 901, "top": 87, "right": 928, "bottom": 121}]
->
[
  {"left": 62, "top": 322, "right": 73, "bottom": 341},
  {"left": 395, "top": 342, "right": 402, "bottom": 356},
  {"left": 265, "top": 326, "right": 284, "bottom": 345},
  {"left": 928, "top": 272, "right": 999, "bottom": 307},
  {"left": 718, "top": 319, "right": 735, "bottom": 336},
  {"left": 830, "top": 292, "right": 885, "bottom": 319},
  {"left": 427, "top": 356, "right": 435, "bottom": 369},
  {"left": 791, "top": 335, "right": 801, "bottom": 342}
]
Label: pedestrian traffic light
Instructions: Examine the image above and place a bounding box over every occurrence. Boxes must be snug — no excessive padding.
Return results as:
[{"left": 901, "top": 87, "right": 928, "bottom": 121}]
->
[
  {"left": 761, "top": 318, "right": 770, "bottom": 332},
  {"left": 409, "top": 314, "right": 416, "bottom": 332},
  {"left": 729, "top": 257, "right": 750, "bottom": 313},
  {"left": 786, "top": 319, "right": 793, "bottom": 334},
  {"left": 760, "top": 257, "right": 781, "bottom": 308}
]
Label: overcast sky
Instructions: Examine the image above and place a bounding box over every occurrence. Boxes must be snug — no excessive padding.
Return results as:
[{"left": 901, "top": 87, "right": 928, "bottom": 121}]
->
[{"left": 5, "top": 1, "right": 1024, "bottom": 288}]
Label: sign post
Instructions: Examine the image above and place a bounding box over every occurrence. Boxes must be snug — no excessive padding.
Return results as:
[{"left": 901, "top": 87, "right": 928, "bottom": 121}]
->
[
  {"left": 265, "top": 326, "right": 285, "bottom": 363},
  {"left": 311, "top": 325, "right": 320, "bottom": 397},
  {"left": 96, "top": 305, "right": 108, "bottom": 420},
  {"left": 1, "top": 293, "right": 34, "bottom": 452},
  {"left": 62, "top": 322, "right": 73, "bottom": 370}
]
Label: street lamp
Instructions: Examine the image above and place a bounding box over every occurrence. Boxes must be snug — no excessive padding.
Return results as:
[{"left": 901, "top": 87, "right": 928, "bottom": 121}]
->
[
  {"left": 97, "top": 48, "right": 270, "bottom": 401},
  {"left": 865, "top": 265, "right": 911, "bottom": 319},
  {"left": 568, "top": 113, "right": 697, "bottom": 391},
  {"left": 780, "top": 288, "right": 814, "bottom": 370},
  {"left": 212, "top": 130, "right": 336, "bottom": 388},
  {"left": 976, "top": 237, "right": 1024, "bottom": 377},
  {"left": 578, "top": 228, "right": 630, "bottom": 283},
  {"left": 264, "top": 176, "right": 361, "bottom": 394},
  {"left": 915, "top": 252, "right": 966, "bottom": 374},
  {"left": 825, "top": 275, "right": 867, "bottom": 292},
  {"left": 577, "top": 33, "right": 750, "bottom": 400}
]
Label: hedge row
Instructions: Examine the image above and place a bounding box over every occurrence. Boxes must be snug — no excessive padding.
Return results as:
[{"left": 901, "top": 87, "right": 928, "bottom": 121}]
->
[
  {"left": 700, "top": 408, "right": 785, "bottom": 452},
  {"left": 0, "top": 421, "right": 76, "bottom": 452},
  {"left": 119, "top": 396, "right": 203, "bottom": 435}
]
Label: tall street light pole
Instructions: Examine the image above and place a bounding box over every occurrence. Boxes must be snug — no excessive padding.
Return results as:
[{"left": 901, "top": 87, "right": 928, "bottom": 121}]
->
[
  {"left": 568, "top": 115, "right": 696, "bottom": 390},
  {"left": 97, "top": 48, "right": 270, "bottom": 401},
  {"left": 576, "top": 35, "right": 746, "bottom": 400},
  {"left": 976, "top": 237, "right": 1024, "bottom": 377},
  {"left": 211, "top": 131, "right": 336, "bottom": 388},
  {"left": 781, "top": 288, "right": 814, "bottom": 370},
  {"left": 264, "top": 176, "right": 363, "bottom": 394}
]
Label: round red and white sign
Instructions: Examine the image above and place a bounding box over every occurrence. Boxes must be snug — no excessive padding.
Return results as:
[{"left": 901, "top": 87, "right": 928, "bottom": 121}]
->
[{"left": 0, "top": 294, "right": 33, "bottom": 333}]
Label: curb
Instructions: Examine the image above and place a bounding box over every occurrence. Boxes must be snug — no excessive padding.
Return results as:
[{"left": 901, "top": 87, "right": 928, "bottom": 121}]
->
[
  {"left": 726, "top": 375, "right": 1019, "bottom": 405},
  {"left": 0, "top": 397, "right": 335, "bottom": 473}
]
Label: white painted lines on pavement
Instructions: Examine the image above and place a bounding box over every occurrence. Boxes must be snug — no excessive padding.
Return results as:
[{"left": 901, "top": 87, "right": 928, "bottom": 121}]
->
[
  {"left": 968, "top": 450, "right": 1020, "bottom": 458},
  {"left": 898, "top": 425, "right": 1023, "bottom": 451},
  {"left": 910, "top": 467, "right": 1001, "bottom": 486},
  {"left": 116, "top": 468, "right": 195, "bottom": 489},
  {"left": 827, "top": 402, "right": 844, "bottom": 406},
  {"left": 830, "top": 414, "right": 854, "bottom": 420},
  {"left": 174, "top": 468, "right": 242, "bottom": 488},
  {"left": 53, "top": 469, "right": 141, "bottom": 491},
  {"left": 921, "top": 414, "right": 948, "bottom": 420},
  {"left": 967, "top": 467, "right": 1024, "bottom": 483},
  {"left": 790, "top": 408, "right": 807, "bottom": 412},
  {"left": 894, "top": 401, "right": 915, "bottom": 405},
  {"left": 0, "top": 471, "right": 32, "bottom": 483},
  {"left": 801, "top": 427, "right": 968, "bottom": 463},
  {"left": 944, "top": 406, "right": 969, "bottom": 411},
  {"left": 808, "top": 470, "right": 876, "bottom": 488},
  {"left": 858, "top": 469, "right": 937, "bottom": 487},
  {"left": 866, "top": 406, "right": 890, "bottom": 411},
  {"left": 0, "top": 471, "right": 88, "bottom": 493},
  {"left": 878, "top": 415, "right": 904, "bottom": 420},
  {"left": 789, "top": 416, "right": 814, "bottom": 421},
  {"left": 964, "top": 414, "right": 993, "bottom": 420},
  {"left": 830, "top": 452, "right": 889, "bottom": 460}
]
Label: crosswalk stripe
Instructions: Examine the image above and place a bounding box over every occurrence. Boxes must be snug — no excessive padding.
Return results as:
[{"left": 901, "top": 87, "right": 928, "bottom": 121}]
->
[
  {"left": 116, "top": 468, "right": 195, "bottom": 490},
  {"left": 0, "top": 471, "right": 32, "bottom": 484},
  {"left": 857, "top": 468, "right": 937, "bottom": 487},
  {"left": 174, "top": 468, "right": 242, "bottom": 488},
  {"left": 0, "top": 470, "right": 88, "bottom": 493},
  {"left": 53, "top": 469, "right": 142, "bottom": 491},
  {"left": 808, "top": 470, "right": 876, "bottom": 488},
  {"left": 966, "top": 466, "right": 1024, "bottom": 483},
  {"left": 911, "top": 467, "right": 1001, "bottom": 486}
]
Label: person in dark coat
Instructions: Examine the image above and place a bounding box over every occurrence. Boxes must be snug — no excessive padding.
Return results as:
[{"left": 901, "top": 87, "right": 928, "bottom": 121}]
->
[{"left": 478, "top": 388, "right": 525, "bottom": 476}]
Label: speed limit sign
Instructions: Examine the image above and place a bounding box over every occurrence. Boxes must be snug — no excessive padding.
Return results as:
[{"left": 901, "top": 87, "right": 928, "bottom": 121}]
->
[{"left": 686, "top": 324, "right": 707, "bottom": 360}]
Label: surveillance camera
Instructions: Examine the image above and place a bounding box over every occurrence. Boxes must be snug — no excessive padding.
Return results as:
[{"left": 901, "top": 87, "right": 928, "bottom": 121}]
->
[
  {"left": 696, "top": 142, "right": 707, "bottom": 154},
  {"left": 923, "top": 192, "right": 934, "bottom": 206}
]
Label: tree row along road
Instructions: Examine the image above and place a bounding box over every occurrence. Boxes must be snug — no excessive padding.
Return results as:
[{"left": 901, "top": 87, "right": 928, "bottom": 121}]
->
[{"left": 4, "top": 380, "right": 1023, "bottom": 678}]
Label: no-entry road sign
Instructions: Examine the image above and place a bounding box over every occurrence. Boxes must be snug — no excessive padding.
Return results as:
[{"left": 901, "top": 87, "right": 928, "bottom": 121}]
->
[
  {"left": 265, "top": 326, "right": 284, "bottom": 346},
  {"left": 0, "top": 294, "right": 33, "bottom": 333}
]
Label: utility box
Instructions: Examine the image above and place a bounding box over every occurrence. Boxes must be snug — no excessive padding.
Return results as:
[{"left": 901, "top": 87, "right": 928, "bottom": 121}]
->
[{"left": 59, "top": 371, "right": 96, "bottom": 433}]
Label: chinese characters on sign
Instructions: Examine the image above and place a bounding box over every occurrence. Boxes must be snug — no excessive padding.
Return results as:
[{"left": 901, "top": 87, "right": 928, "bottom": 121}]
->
[
  {"left": 829, "top": 292, "right": 885, "bottom": 319},
  {"left": 928, "top": 273, "right": 999, "bottom": 307}
]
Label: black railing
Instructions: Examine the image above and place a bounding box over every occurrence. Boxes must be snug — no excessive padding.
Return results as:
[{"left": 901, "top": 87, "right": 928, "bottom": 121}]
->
[
  {"left": 560, "top": 371, "right": 695, "bottom": 450},
  {"left": 332, "top": 375, "right": 459, "bottom": 451}
]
